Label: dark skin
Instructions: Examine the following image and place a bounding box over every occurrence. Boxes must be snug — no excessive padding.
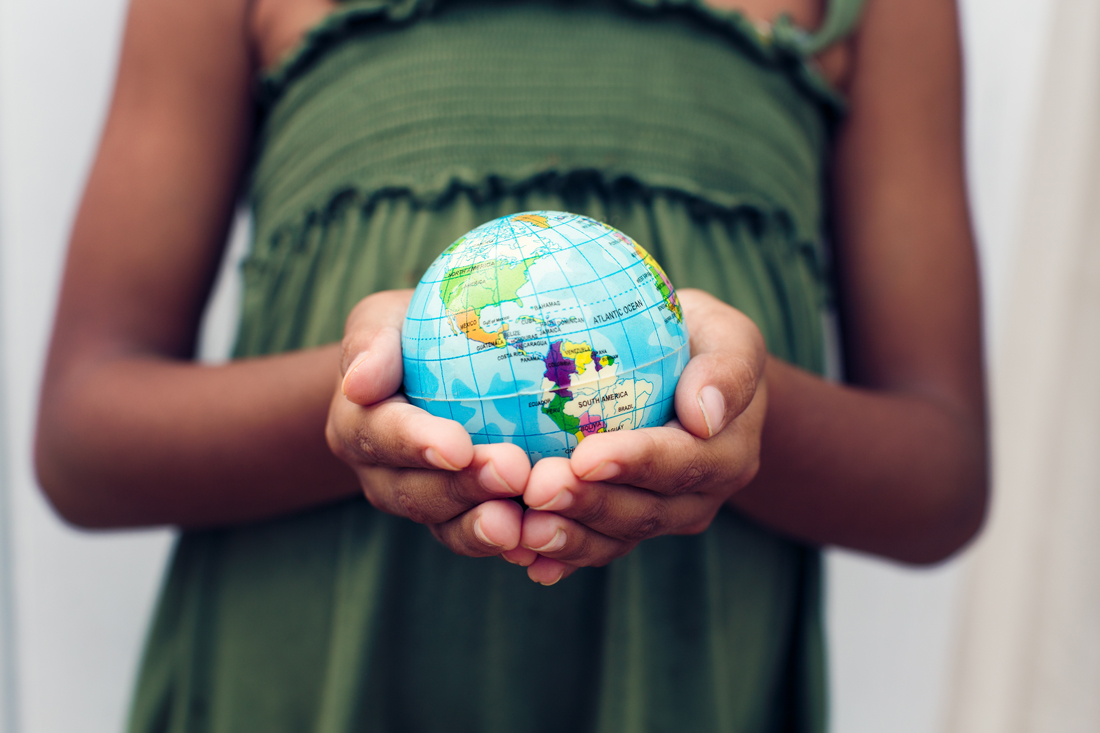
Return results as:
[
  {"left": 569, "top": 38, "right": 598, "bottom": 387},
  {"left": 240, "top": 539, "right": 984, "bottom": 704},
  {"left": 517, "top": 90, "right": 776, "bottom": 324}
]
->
[{"left": 35, "top": 0, "right": 986, "bottom": 586}]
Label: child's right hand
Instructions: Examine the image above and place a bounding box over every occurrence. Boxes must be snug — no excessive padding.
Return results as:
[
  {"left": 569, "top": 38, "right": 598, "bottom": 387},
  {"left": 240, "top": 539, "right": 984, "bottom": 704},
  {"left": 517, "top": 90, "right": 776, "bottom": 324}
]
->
[{"left": 326, "top": 290, "right": 533, "bottom": 558}]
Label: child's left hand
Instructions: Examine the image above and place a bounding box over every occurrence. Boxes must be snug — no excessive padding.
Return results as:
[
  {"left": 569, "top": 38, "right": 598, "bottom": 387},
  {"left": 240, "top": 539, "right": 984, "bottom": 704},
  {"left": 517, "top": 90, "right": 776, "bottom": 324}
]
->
[{"left": 506, "top": 289, "right": 769, "bottom": 584}]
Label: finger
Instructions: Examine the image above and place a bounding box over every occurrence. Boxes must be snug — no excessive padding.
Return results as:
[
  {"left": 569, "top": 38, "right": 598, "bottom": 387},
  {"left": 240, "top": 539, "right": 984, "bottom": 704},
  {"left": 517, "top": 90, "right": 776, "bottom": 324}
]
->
[
  {"left": 429, "top": 499, "right": 523, "bottom": 557},
  {"left": 357, "top": 442, "right": 530, "bottom": 525},
  {"left": 328, "top": 393, "right": 475, "bottom": 472},
  {"left": 567, "top": 412, "right": 763, "bottom": 497},
  {"left": 340, "top": 290, "right": 413, "bottom": 405},
  {"left": 520, "top": 510, "right": 634, "bottom": 568},
  {"left": 521, "top": 457, "right": 575, "bottom": 511},
  {"left": 500, "top": 546, "right": 540, "bottom": 567},
  {"left": 523, "top": 454, "right": 711, "bottom": 540},
  {"left": 342, "top": 326, "right": 403, "bottom": 406},
  {"left": 526, "top": 556, "right": 579, "bottom": 586},
  {"left": 674, "top": 288, "right": 766, "bottom": 439}
]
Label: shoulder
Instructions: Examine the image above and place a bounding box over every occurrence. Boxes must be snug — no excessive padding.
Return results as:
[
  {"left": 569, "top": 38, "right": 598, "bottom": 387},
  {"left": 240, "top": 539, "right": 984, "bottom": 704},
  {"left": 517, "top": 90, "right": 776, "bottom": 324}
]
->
[{"left": 249, "top": 0, "right": 339, "bottom": 71}]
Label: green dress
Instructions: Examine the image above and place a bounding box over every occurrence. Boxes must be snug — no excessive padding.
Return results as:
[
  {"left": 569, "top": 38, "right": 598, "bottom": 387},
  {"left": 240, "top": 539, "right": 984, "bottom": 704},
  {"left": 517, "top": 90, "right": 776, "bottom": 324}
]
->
[{"left": 128, "top": 0, "right": 864, "bottom": 731}]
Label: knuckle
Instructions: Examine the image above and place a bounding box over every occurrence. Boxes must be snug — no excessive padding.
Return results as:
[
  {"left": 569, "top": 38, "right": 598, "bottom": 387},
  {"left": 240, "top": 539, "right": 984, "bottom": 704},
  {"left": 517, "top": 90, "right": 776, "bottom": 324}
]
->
[
  {"left": 630, "top": 433, "right": 664, "bottom": 485},
  {"left": 386, "top": 464, "right": 473, "bottom": 527},
  {"left": 679, "top": 515, "right": 714, "bottom": 536},
  {"left": 392, "top": 479, "right": 430, "bottom": 523},
  {"left": 391, "top": 474, "right": 451, "bottom": 525},
  {"left": 575, "top": 490, "right": 614, "bottom": 528},
  {"left": 677, "top": 500, "right": 720, "bottom": 536},
  {"left": 441, "top": 470, "right": 476, "bottom": 510},
  {"left": 727, "top": 356, "right": 759, "bottom": 413},
  {"left": 360, "top": 466, "right": 424, "bottom": 522},
  {"left": 619, "top": 502, "right": 666, "bottom": 542},
  {"left": 671, "top": 455, "right": 710, "bottom": 494},
  {"left": 355, "top": 426, "right": 384, "bottom": 466}
]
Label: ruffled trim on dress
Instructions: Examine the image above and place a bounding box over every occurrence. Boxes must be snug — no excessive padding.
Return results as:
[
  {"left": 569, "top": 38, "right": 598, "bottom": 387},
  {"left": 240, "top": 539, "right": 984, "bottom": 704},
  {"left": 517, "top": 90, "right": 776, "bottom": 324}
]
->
[
  {"left": 247, "top": 0, "right": 838, "bottom": 312},
  {"left": 257, "top": 0, "right": 433, "bottom": 109},
  {"left": 254, "top": 166, "right": 828, "bottom": 289},
  {"left": 256, "top": 0, "right": 846, "bottom": 114}
]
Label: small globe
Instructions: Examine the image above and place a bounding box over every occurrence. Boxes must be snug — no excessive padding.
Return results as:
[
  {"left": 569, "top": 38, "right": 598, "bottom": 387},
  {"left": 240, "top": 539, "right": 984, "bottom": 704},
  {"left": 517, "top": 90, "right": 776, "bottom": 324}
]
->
[{"left": 402, "top": 211, "right": 689, "bottom": 462}]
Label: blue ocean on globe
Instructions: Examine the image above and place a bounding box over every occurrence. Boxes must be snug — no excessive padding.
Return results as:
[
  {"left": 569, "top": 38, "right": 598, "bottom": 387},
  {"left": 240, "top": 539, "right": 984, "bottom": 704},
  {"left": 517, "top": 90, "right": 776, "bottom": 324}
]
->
[{"left": 402, "top": 211, "right": 690, "bottom": 462}]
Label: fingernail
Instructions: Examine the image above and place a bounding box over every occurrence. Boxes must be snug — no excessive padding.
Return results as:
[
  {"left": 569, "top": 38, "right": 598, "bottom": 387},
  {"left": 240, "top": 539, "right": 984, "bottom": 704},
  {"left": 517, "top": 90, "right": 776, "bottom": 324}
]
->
[
  {"left": 538, "top": 567, "right": 566, "bottom": 586},
  {"left": 531, "top": 489, "right": 574, "bottom": 512},
  {"left": 502, "top": 550, "right": 536, "bottom": 567},
  {"left": 474, "top": 517, "right": 503, "bottom": 548},
  {"left": 697, "top": 385, "right": 726, "bottom": 438},
  {"left": 530, "top": 529, "right": 567, "bottom": 553},
  {"left": 479, "top": 461, "right": 519, "bottom": 495},
  {"left": 580, "top": 461, "right": 620, "bottom": 482},
  {"left": 425, "top": 447, "right": 460, "bottom": 471},
  {"left": 341, "top": 351, "right": 370, "bottom": 395}
]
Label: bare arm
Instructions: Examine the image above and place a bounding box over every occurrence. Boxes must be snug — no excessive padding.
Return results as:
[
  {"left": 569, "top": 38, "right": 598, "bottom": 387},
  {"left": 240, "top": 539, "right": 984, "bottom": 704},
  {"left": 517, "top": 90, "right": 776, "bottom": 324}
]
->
[
  {"left": 35, "top": 0, "right": 359, "bottom": 528},
  {"left": 38, "top": 0, "right": 529, "bottom": 549},
  {"left": 730, "top": 0, "right": 987, "bottom": 563},
  {"left": 515, "top": 0, "right": 986, "bottom": 577}
]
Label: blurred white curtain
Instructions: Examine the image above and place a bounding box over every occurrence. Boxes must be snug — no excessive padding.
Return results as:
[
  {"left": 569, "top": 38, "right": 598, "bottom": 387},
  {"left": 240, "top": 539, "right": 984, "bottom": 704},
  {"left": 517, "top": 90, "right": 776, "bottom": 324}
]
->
[{"left": 946, "top": 0, "right": 1100, "bottom": 730}]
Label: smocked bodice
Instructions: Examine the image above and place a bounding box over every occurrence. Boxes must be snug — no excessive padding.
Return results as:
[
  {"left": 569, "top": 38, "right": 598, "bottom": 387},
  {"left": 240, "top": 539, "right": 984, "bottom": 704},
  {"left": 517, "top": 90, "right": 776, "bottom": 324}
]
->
[{"left": 250, "top": 0, "right": 848, "bottom": 268}]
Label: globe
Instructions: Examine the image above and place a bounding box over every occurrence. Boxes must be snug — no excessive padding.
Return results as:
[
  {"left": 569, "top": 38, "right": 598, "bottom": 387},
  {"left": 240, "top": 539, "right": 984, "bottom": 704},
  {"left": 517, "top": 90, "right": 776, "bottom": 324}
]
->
[{"left": 402, "top": 211, "right": 689, "bottom": 462}]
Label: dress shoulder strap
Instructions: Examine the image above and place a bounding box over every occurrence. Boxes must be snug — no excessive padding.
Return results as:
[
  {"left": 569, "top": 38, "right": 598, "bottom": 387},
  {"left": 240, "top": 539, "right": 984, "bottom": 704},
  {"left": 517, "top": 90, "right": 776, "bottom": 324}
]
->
[{"left": 799, "top": 0, "right": 866, "bottom": 55}]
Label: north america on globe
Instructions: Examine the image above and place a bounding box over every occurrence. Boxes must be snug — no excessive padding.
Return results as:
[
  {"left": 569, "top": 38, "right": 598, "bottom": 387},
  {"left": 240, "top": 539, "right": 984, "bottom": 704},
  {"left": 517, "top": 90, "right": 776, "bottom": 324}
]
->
[{"left": 402, "top": 211, "right": 689, "bottom": 461}]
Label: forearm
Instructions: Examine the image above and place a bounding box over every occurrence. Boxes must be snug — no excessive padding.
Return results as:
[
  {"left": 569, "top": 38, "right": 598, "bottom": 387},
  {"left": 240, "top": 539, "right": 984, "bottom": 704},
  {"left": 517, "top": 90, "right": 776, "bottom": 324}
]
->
[
  {"left": 36, "top": 344, "right": 359, "bottom": 529},
  {"left": 730, "top": 357, "right": 988, "bottom": 564}
]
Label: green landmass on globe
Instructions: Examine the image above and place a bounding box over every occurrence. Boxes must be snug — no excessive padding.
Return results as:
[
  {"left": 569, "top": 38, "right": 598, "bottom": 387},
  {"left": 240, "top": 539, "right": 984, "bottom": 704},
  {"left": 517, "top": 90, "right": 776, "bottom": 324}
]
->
[{"left": 403, "top": 211, "right": 689, "bottom": 461}]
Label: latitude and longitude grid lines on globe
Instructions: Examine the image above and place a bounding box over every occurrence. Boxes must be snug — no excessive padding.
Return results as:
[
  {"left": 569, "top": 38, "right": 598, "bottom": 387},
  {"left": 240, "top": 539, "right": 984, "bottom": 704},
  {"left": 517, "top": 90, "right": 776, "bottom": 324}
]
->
[
  {"left": 403, "top": 215, "right": 680, "bottom": 370},
  {"left": 474, "top": 215, "right": 663, "bottom": 445},
  {"left": 402, "top": 215, "right": 676, "bottom": 399},
  {"left": 402, "top": 213, "right": 684, "bottom": 450},
  {"left": 402, "top": 214, "right": 680, "bottom": 441}
]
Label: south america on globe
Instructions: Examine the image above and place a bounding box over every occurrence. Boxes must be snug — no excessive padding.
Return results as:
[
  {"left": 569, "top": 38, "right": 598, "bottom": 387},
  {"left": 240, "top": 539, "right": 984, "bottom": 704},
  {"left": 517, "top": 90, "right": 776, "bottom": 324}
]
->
[{"left": 402, "top": 211, "right": 689, "bottom": 462}]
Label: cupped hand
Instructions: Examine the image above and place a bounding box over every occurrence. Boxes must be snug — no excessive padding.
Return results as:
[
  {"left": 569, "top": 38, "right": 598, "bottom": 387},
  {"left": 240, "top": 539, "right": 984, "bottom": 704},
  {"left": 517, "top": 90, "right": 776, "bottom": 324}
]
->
[
  {"left": 513, "top": 289, "right": 768, "bottom": 584},
  {"left": 325, "top": 290, "right": 532, "bottom": 557}
]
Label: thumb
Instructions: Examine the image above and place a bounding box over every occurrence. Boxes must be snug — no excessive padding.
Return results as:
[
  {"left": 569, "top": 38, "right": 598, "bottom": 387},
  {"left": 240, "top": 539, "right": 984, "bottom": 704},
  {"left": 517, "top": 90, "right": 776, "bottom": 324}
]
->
[
  {"left": 673, "top": 289, "right": 767, "bottom": 440},
  {"left": 340, "top": 290, "right": 413, "bottom": 405}
]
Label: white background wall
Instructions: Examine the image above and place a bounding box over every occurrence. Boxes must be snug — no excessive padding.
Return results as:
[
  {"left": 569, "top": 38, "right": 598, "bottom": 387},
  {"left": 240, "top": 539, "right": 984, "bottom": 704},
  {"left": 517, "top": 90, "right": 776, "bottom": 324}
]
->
[
  {"left": 0, "top": 1, "right": 1055, "bottom": 731},
  {"left": 828, "top": 1, "right": 1056, "bottom": 732}
]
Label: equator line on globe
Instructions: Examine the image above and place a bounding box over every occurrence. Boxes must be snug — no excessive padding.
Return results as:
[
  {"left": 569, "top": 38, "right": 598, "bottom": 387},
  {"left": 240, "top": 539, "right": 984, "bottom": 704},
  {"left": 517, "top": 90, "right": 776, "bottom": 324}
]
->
[{"left": 402, "top": 211, "right": 689, "bottom": 462}]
